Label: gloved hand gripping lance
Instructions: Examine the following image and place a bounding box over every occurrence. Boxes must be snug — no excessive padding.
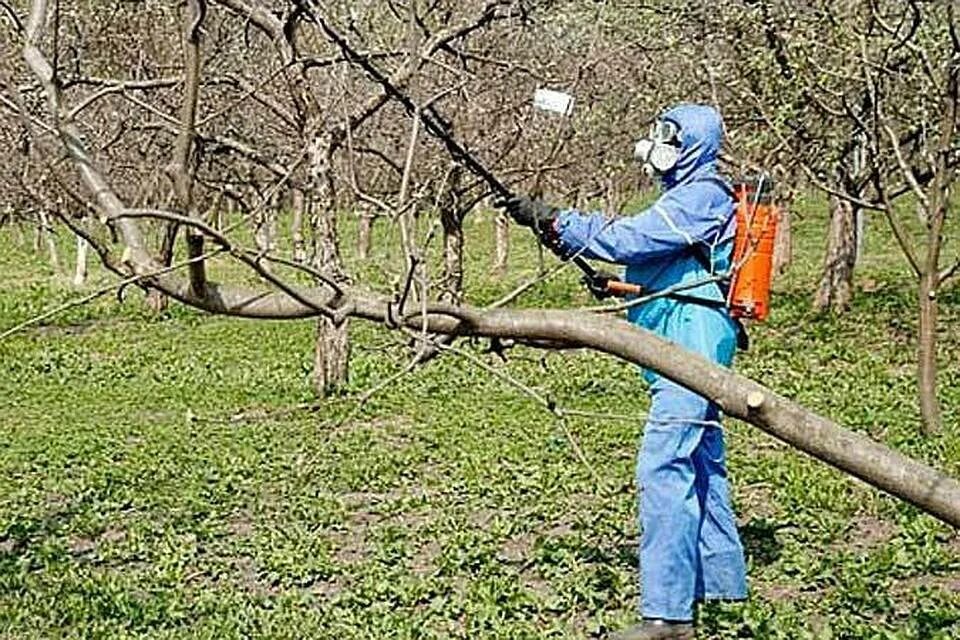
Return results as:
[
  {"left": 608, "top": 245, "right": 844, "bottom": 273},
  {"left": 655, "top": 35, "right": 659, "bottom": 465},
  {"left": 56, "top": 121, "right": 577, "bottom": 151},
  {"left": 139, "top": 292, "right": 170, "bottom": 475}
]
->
[
  {"left": 313, "top": 15, "right": 641, "bottom": 299},
  {"left": 494, "top": 194, "right": 642, "bottom": 298}
]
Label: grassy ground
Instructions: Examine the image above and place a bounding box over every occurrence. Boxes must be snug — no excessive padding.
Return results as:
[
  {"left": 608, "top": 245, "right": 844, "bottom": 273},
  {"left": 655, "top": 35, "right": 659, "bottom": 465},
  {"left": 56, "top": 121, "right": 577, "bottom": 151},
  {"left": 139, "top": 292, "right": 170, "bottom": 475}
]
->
[{"left": 1, "top": 195, "right": 959, "bottom": 639}]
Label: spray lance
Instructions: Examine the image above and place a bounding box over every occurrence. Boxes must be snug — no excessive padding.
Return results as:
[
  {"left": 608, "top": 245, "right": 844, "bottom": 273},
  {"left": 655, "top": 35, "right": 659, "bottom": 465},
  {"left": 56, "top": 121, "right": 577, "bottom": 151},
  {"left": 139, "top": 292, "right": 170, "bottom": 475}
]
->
[{"left": 314, "top": 15, "right": 641, "bottom": 298}]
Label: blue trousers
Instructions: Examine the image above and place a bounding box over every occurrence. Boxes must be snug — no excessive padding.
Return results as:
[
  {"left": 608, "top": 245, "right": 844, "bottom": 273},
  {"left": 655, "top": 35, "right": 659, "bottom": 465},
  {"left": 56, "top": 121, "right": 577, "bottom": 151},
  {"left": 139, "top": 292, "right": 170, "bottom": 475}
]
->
[{"left": 637, "top": 376, "right": 747, "bottom": 621}]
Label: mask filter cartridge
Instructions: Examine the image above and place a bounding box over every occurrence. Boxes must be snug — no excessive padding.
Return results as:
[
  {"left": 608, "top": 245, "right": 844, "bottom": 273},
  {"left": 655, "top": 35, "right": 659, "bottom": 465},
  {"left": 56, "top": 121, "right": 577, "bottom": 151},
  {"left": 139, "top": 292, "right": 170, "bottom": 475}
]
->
[{"left": 633, "top": 119, "right": 681, "bottom": 175}]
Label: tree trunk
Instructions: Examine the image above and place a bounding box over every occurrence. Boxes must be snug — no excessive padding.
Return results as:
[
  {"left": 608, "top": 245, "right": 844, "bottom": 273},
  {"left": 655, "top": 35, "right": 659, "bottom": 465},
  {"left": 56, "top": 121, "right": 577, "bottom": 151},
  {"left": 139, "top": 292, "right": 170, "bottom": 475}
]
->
[
  {"left": 310, "top": 149, "right": 349, "bottom": 397},
  {"left": 918, "top": 273, "right": 941, "bottom": 434},
  {"left": 13, "top": 218, "right": 26, "bottom": 246},
  {"left": 5, "top": 206, "right": 23, "bottom": 245},
  {"left": 291, "top": 188, "right": 307, "bottom": 263},
  {"left": 440, "top": 165, "right": 465, "bottom": 304},
  {"left": 32, "top": 212, "right": 42, "bottom": 252},
  {"left": 144, "top": 286, "right": 168, "bottom": 312},
  {"left": 493, "top": 211, "right": 509, "bottom": 275},
  {"left": 223, "top": 185, "right": 237, "bottom": 228},
  {"left": 145, "top": 221, "right": 178, "bottom": 312},
  {"left": 73, "top": 233, "right": 88, "bottom": 286},
  {"left": 357, "top": 209, "right": 374, "bottom": 261},
  {"left": 254, "top": 195, "right": 276, "bottom": 263},
  {"left": 813, "top": 196, "right": 857, "bottom": 312},
  {"left": 312, "top": 211, "right": 350, "bottom": 395},
  {"left": 773, "top": 197, "right": 793, "bottom": 277},
  {"left": 442, "top": 227, "right": 464, "bottom": 304},
  {"left": 313, "top": 314, "right": 350, "bottom": 395},
  {"left": 854, "top": 207, "right": 866, "bottom": 265},
  {"left": 214, "top": 194, "right": 225, "bottom": 231},
  {"left": 37, "top": 209, "right": 60, "bottom": 272},
  {"left": 914, "top": 71, "right": 954, "bottom": 436}
]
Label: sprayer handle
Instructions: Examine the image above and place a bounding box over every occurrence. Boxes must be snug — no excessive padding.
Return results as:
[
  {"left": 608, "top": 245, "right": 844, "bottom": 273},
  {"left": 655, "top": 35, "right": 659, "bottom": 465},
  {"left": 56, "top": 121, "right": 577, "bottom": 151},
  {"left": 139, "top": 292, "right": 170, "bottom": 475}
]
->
[{"left": 605, "top": 280, "right": 644, "bottom": 297}]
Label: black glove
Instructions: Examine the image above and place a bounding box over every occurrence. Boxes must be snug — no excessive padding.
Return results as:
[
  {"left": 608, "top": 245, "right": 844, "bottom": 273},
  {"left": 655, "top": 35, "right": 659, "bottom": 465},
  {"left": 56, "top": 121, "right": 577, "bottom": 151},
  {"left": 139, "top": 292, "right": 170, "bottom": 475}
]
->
[
  {"left": 494, "top": 194, "right": 557, "bottom": 234},
  {"left": 580, "top": 270, "right": 622, "bottom": 300}
]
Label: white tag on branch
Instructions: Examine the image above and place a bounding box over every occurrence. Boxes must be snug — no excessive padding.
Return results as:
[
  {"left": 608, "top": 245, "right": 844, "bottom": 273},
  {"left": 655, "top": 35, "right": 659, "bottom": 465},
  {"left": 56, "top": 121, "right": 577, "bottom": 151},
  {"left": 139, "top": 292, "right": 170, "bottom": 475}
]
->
[{"left": 533, "top": 88, "right": 575, "bottom": 116}]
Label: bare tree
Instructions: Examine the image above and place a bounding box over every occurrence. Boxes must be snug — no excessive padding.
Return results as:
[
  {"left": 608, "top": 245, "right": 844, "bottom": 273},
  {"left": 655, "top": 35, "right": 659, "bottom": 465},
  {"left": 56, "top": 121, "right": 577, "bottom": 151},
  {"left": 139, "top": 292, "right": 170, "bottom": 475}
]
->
[{"left": 862, "top": 2, "right": 960, "bottom": 434}]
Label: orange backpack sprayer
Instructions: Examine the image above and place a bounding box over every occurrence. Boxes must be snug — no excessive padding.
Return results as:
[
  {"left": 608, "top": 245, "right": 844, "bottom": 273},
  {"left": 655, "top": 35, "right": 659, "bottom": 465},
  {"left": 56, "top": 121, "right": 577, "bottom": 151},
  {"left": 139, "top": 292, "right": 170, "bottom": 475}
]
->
[{"left": 728, "top": 178, "right": 778, "bottom": 322}]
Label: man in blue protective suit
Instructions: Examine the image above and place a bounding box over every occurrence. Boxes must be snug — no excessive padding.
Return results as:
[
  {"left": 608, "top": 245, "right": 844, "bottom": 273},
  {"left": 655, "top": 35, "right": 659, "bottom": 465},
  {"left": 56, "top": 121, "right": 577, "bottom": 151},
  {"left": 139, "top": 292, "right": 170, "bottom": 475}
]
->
[{"left": 497, "top": 104, "right": 747, "bottom": 639}]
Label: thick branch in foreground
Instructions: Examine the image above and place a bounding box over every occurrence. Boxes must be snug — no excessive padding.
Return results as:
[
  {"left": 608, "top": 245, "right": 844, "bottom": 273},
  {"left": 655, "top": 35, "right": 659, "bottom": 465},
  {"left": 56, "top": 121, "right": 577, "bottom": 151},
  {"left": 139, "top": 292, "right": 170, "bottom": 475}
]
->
[{"left": 149, "top": 274, "right": 960, "bottom": 527}]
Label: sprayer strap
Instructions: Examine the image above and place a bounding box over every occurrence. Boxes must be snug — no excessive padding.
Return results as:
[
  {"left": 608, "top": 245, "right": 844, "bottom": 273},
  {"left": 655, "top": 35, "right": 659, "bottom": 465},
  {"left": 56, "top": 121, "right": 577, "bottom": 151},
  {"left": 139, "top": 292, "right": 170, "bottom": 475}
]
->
[{"left": 663, "top": 247, "right": 749, "bottom": 351}]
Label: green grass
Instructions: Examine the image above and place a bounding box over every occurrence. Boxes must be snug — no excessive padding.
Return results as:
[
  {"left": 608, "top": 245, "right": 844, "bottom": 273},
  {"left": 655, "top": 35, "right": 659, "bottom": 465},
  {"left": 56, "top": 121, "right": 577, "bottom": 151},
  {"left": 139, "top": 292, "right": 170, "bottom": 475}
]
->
[{"left": 0, "top": 196, "right": 959, "bottom": 639}]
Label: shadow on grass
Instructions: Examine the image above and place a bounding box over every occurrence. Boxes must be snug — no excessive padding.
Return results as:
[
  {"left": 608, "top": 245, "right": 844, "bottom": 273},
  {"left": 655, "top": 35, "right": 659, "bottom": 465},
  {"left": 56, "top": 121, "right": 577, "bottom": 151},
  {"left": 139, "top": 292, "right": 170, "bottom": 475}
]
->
[
  {"left": 740, "top": 517, "right": 791, "bottom": 568},
  {"left": 556, "top": 516, "right": 790, "bottom": 574}
]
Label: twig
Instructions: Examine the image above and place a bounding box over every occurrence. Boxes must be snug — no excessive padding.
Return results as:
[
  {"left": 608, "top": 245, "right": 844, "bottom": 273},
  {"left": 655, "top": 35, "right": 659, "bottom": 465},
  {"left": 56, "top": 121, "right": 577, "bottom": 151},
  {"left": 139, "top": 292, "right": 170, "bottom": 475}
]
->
[
  {"left": 256, "top": 252, "right": 344, "bottom": 297},
  {"left": 0, "top": 93, "right": 56, "bottom": 135},
  {"left": 742, "top": 88, "right": 886, "bottom": 212},
  {"left": 344, "top": 121, "right": 394, "bottom": 215},
  {"left": 484, "top": 216, "right": 619, "bottom": 310},
  {"left": 555, "top": 408, "right": 646, "bottom": 423},
  {"left": 0, "top": 0, "right": 24, "bottom": 32},
  {"left": 66, "top": 78, "right": 182, "bottom": 120},
  {"left": 114, "top": 208, "right": 343, "bottom": 316},
  {"left": 873, "top": 173, "right": 923, "bottom": 278},
  {"left": 0, "top": 248, "right": 226, "bottom": 342},
  {"left": 883, "top": 123, "right": 930, "bottom": 210},
  {"left": 409, "top": 331, "right": 600, "bottom": 485},
  {"left": 195, "top": 66, "right": 295, "bottom": 128},
  {"left": 333, "top": 349, "right": 429, "bottom": 428},
  {"left": 940, "top": 258, "right": 960, "bottom": 284}
]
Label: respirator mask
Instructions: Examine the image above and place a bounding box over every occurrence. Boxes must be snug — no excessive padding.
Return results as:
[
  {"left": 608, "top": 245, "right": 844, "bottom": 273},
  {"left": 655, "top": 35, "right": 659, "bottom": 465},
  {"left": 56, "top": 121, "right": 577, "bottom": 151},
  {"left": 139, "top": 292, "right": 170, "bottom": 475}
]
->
[{"left": 633, "top": 118, "right": 682, "bottom": 175}]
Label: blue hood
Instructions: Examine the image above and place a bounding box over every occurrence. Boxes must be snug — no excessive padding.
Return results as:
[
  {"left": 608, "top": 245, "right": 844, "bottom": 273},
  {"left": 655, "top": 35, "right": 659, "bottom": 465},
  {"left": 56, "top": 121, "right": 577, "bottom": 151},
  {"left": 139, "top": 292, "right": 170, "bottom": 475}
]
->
[{"left": 658, "top": 104, "right": 724, "bottom": 189}]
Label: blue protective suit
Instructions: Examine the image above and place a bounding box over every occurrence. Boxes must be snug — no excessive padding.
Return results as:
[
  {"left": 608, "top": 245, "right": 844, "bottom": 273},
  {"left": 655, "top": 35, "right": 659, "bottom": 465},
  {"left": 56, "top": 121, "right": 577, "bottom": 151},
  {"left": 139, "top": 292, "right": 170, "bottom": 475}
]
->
[{"left": 554, "top": 104, "right": 747, "bottom": 621}]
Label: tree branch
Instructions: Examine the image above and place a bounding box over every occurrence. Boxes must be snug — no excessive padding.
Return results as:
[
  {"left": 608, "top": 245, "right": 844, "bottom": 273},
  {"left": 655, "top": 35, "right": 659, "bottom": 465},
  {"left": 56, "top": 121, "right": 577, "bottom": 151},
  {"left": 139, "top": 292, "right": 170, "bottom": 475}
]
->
[
  {"left": 167, "top": 0, "right": 207, "bottom": 294},
  {"left": 939, "top": 258, "right": 960, "bottom": 284}
]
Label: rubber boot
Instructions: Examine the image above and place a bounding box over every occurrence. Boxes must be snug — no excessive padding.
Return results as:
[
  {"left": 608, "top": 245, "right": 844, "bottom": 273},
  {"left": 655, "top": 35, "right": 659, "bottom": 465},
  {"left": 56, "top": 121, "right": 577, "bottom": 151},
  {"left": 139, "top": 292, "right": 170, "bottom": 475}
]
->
[{"left": 609, "top": 619, "right": 696, "bottom": 640}]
